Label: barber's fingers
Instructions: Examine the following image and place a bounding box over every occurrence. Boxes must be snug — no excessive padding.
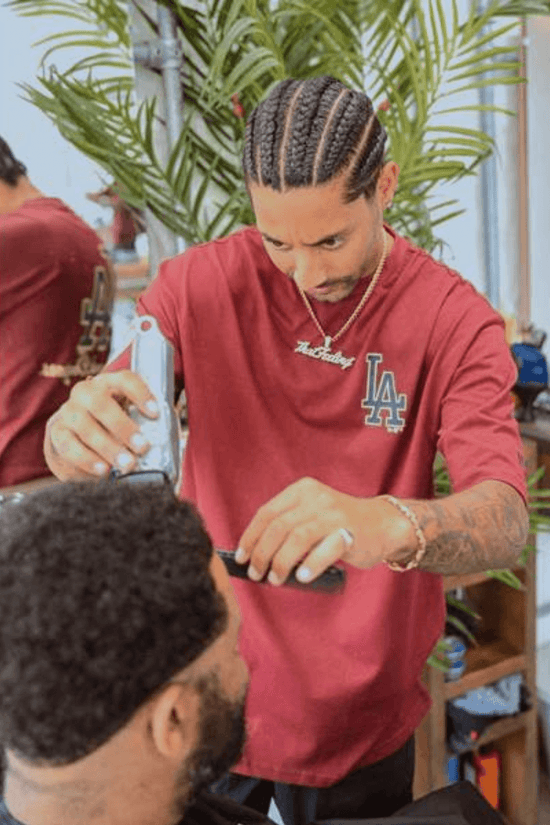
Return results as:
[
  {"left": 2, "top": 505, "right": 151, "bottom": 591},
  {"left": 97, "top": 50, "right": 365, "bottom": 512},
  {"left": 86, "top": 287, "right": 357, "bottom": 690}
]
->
[
  {"left": 289, "top": 528, "right": 354, "bottom": 585},
  {"left": 46, "top": 370, "right": 159, "bottom": 478},
  {"left": 238, "top": 477, "right": 356, "bottom": 584},
  {"left": 237, "top": 477, "right": 389, "bottom": 584},
  {"left": 49, "top": 404, "right": 134, "bottom": 476},
  {"left": 237, "top": 477, "right": 314, "bottom": 565},
  {"left": 71, "top": 374, "right": 156, "bottom": 447},
  {"left": 47, "top": 411, "right": 113, "bottom": 479},
  {"left": 72, "top": 370, "right": 159, "bottom": 421},
  {"left": 261, "top": 524, "right": 353, "bottom": 586},
  {"left": 244, "top": 509, "right": 312, "bottom": 582}
]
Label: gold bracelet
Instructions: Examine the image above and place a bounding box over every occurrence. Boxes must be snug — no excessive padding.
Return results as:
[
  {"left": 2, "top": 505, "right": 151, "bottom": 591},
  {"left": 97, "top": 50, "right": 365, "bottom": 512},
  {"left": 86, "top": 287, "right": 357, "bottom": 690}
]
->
[{"left": 383, "top": 495, "right": 427, "bottom": 572}]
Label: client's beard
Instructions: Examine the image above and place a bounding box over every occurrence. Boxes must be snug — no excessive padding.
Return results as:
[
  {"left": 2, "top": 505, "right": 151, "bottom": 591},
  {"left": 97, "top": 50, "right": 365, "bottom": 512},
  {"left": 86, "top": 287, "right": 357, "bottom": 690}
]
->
[{"left": 172, "top": 673, "right": 246, "bottom": 818}]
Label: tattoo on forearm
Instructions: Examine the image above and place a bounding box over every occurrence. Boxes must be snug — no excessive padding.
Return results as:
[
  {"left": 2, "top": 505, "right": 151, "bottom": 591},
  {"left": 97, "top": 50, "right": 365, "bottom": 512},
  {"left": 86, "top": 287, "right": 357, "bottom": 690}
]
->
[{"left": 403, "top": 482, "right": 529, "bottom": 576}]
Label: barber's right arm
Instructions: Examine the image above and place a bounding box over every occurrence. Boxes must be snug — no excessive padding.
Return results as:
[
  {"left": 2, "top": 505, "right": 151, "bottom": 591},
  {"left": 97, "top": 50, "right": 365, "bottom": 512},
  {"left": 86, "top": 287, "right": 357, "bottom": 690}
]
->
[{"left": 44, "top": 371, "right": 159, "bottom": 480}]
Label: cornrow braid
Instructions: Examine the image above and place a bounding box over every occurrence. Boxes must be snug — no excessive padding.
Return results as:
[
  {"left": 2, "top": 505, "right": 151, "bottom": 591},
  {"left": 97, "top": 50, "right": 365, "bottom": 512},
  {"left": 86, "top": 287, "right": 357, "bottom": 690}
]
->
[
  {"left": 311, "top": 88, "right": 349, "bottom": 186},
  {"left": 256, "top": 78, "right": 302, "bottom": 191},
  {"left": 242, "top": 76, "right": 387, "bottom": 202},
  {"left": 278, "top": 81, "right": 306, "bottom": 188},
  {"left": 344, "top": 114, "right": 388, "bottom": 202},
  {"left": 317, "top": 96, "right": 371, "bottom": 189},
  {"left": 243, "top": 112, "right": 260, "bottom": 185},
  {"left": 285, "top": 76, "right": 336, "bottom": 188}
]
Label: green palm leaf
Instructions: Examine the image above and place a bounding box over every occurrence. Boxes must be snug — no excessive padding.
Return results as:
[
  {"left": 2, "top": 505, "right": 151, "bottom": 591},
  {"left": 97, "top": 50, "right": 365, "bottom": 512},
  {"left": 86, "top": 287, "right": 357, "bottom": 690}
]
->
[{"left": 8, "top": 0, "right": 546, "bottom": 252}]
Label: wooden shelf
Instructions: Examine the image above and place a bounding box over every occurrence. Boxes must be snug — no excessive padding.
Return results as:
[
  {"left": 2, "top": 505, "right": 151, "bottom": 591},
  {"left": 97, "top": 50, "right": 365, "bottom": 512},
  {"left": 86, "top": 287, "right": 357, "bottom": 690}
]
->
[
  {"left": 450, "top": 709, "right": 537, "bottom": 755},
  {"left": 445, "top": 646, "right": 526, "bottom": 700}
]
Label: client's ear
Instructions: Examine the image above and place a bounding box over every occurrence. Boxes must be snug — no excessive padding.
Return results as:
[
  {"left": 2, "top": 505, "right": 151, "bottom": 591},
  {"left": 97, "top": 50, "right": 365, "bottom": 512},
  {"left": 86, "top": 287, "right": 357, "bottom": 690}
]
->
[{"left": 150, "top": 682, "right": 200, "bottom": 760}]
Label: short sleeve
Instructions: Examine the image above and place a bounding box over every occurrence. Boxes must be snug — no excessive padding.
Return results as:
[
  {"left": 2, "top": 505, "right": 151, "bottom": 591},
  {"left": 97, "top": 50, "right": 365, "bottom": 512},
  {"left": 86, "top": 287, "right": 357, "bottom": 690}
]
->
[{"left": 437, "top": 314, "right": 527, "bottom": 503}]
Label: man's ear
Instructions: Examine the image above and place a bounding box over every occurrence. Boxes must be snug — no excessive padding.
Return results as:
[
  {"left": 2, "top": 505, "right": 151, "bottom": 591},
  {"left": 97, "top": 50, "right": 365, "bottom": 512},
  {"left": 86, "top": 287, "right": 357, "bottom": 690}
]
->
[
  {"left": 150, "top": 682, "right": 200, "bottom": 760},
  {"left": 377, "top": 161, "right": 400, "bottom": 210}
]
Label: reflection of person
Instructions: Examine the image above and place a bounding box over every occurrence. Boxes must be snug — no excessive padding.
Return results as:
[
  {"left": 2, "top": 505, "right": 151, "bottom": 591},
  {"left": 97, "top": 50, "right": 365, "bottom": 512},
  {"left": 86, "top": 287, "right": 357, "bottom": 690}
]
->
[
  {"left": 0, "top": 137, "right": 114, "bottom": 487},
  {"left": 0, "top": 480, "right": 256, "bottom": 825},
  {"left": 87, "top": 184, "right": 145, "bottom": 263},
  {"left": 44, "top": 76, "right": 528, "bottom": 821}
]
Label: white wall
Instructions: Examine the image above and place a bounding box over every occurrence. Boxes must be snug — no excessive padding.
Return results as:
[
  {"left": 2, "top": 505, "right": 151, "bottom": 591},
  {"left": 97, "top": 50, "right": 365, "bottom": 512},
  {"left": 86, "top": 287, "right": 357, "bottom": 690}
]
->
[
  {"left": 526, "top": 17, "right": 550, "bottom": 345},
  {"left": 0, "top": 6, "right": 107, "bottom": 228},
  {"left": 524, "top": 18, "right": 550, "bottom": 646},
  {"left": 426, "top": 21, "right": 522, "bottom": 311}
]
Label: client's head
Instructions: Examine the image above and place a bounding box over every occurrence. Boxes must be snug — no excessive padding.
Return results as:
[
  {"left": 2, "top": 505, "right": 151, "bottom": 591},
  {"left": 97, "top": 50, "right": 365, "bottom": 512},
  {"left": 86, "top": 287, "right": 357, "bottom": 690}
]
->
[{"left": 0, "top": 481, "right": 248, "bottom": 825}]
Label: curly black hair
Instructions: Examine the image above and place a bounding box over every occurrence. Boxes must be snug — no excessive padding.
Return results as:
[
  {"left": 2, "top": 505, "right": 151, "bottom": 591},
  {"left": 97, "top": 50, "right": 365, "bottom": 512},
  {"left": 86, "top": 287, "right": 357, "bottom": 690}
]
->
[
  {"left": 0, "top": 481, "right": 227, "bottom": 765},
  {"left": 0, "top": 137, "right": 27, "bottom": 186},
  {"left": 243, "top": 76, "right": 387, "bottom": 202}
]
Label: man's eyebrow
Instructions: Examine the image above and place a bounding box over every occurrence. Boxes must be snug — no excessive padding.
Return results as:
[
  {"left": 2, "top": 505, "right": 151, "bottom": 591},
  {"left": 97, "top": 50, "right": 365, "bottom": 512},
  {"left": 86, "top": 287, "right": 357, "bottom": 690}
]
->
[
  {"left": 260, "top": 230, "right": 348, "bottom": 247},
  {"left": 260, "top": 232, "right": 284, "bottom": 244}
]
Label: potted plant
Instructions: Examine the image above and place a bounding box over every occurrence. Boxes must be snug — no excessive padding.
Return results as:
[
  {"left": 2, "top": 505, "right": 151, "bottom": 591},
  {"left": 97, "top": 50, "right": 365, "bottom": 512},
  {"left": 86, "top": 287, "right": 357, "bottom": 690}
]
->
[{"left": 9, "top": 0, "right": 549, "bottom": 249}]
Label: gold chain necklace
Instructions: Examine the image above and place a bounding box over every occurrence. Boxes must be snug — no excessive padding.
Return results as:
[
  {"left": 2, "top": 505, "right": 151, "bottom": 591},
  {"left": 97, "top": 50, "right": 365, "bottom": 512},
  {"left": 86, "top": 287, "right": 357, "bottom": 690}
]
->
[{"left": 294, "top": 229, "right": 388, "bottom": 371}]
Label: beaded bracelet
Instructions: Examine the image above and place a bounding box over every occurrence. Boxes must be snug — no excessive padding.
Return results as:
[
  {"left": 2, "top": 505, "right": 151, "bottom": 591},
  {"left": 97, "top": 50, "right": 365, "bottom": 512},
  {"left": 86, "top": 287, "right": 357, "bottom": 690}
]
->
[{"left": 383, "top": 495, "right": 427, "bottom": 572}]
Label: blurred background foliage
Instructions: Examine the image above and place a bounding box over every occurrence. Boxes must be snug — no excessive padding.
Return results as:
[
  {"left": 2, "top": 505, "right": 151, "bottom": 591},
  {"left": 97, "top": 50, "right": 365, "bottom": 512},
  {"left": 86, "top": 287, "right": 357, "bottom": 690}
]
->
[{"left": 8, "top": 0, "right": 550, "bottom": 249}]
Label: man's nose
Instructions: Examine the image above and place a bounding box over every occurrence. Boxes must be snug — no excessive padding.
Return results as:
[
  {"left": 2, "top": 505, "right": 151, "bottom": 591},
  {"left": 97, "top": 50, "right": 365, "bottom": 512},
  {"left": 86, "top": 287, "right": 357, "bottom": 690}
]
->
[{"left": 291, "top": 251, "right": 324, "bottom": 292}]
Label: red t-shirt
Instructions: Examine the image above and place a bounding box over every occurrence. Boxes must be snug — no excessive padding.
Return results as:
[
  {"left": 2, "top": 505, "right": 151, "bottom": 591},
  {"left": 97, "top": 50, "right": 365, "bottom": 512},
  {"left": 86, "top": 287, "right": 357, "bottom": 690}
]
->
[
  {"left": 132, "top": 224, "right": 525, "bottom": 786},
  {"left": 0, "top": 197, "right": 113, "bottom": 487}
]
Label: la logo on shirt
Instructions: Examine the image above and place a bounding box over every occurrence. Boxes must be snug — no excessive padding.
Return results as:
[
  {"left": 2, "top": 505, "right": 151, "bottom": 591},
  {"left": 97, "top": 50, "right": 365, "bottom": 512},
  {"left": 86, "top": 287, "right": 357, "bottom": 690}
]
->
[{"left": 361, "top": 353, "right": 407, "bottom": 434}]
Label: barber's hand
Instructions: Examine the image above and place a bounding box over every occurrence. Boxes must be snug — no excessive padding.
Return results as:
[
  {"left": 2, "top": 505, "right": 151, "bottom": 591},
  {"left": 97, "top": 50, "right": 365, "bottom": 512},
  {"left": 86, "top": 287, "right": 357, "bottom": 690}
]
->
[
  {"left": 44, "top": 371, "right": 159, "bottom": 480},
  {"left": 236, "top": 478, "right": 413, "bottom": 586}
]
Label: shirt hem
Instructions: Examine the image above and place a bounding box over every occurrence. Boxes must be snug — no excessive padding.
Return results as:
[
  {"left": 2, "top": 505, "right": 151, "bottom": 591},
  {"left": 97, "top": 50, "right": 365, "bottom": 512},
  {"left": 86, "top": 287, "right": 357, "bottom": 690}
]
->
[{"left": 233, "top": 692, "right": 431, "bottom": 788}]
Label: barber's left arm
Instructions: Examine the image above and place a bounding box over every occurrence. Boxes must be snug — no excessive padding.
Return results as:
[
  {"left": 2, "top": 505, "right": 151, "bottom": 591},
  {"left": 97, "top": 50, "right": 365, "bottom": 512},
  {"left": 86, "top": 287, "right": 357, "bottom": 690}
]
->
[{"left": 236, "top": 477, "right": 528, "bottom": 585}]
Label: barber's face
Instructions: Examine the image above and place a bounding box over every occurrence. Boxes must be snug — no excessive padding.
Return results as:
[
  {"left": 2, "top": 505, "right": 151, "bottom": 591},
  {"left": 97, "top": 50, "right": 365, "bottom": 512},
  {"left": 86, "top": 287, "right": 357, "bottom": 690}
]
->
[{"left": 249, "top": 165, "right": 397, "bottom": 303}]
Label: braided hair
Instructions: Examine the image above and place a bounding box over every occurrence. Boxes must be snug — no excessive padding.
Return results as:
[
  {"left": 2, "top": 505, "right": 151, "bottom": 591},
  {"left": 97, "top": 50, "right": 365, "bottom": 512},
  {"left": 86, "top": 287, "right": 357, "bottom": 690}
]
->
[
  {"left": 243, "top": 76, "right": 387, "bottom": 202},
  {"left": 0, "top": 137, "right": 27, "bottom": 186}
]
